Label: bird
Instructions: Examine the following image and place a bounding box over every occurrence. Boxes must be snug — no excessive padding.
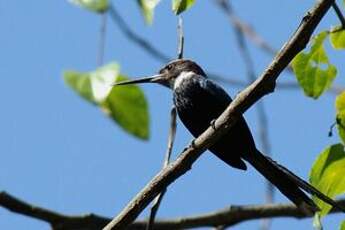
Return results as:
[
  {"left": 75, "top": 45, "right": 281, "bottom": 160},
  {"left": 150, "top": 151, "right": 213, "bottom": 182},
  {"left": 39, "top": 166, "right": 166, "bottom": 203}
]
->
[{"left": 114, "top": 59, "right": 344, "bottom": 214}]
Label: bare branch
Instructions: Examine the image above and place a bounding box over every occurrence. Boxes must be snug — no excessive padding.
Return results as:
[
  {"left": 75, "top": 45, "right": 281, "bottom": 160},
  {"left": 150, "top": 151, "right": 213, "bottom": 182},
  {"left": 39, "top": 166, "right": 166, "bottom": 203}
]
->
[
  {"left": 108, "top": 4, "right": 170, "bottom": 63},
  {"left": 208, "top": 73, "right": 344, "bottom": 94},
  {"left": 215, "top": 0, "right": 276, "bottom": 56},
  {"left": 177, "top": 16, "right": 184, "bottom": 59},
  {"left": 1, "top": 191, "right": 344, "bottom": 230},
  {"left": 106, "top": 1, "right": 344, "bottom": 95},
  {"left": 223, "top": 1, "right": 274, "bottom": 228},
  {"left": 97, "top": 13, "right": 107, "bottom": 66},
  {"left": 214, "top": 0, "right": 294, "bottom": 73},
  {"left": 332, "top": 2, "right": 345, "bottom": 28},
  {"left": 163, "top": 107, "right": 177, "bottom": 168},
  {"left": 0, "top": 191, "right": 109, "bottom": 230},
  {"left": 104, "top": 1, "right": 337, "bottom": 229},
  {"left": 146, "top": 107, "right": 177, "bottom": 230}
]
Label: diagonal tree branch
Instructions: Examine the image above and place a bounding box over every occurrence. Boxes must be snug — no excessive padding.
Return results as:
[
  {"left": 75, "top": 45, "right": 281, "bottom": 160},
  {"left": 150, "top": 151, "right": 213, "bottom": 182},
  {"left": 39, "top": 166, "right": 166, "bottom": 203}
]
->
[
  {"left": 0, "top": 191, "right": 109, "bottom": 230},
  {"left": 177, "top": 16, "right": 184, "bottom": 60},
  {"left": 218, "top": 1, "right": 274, "bottom": 229},
  {"left": 108, "top": 4, "right": 170, "bottom": 63},
  {"left": 214, "top": 0, "right": 294, "bottom": 73},
  {"left": 146, "top": 15, "right": 184, "bottom": 228},
  {"left": 103, "top": 1, "right": 337, "bottom": 229},
  {"left": 214, "top": 0, "right": 276, "bottom": 56},
  {"left": 106, "top": 2, "right": 343, "bottom": 95},
  {"left": 146, "top": 106, "right": 177, "bottom": 230},
  {"left": 97, "top": 13, "right": 107, "bottom": 66},
  {"left": 332, "top": 2, "right": 345, "bottom": 28},
  {"left": 209, "top": 73, "right": 344, "bottom": 94},
  {"left": 1, "top": 191, "right": 344, "bottom": 230}
]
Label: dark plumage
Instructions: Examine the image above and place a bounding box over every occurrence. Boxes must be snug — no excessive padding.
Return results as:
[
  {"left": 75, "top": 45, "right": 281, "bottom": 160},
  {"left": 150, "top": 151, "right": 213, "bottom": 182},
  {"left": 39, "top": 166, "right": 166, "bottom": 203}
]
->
[{"left": 115, "top": 59, "right": 345, "bottom": 214}]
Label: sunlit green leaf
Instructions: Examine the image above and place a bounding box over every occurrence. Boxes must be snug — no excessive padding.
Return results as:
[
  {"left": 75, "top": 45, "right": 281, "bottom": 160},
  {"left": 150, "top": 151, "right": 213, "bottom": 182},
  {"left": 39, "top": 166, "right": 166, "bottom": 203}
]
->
[
  {"left": 64, "top": 71, "right": 95, "bottom": 104},
  {"left": 292, "top": 31, "right": 337, "bottom": 99},
  {"left": 330, "top": 26, "right": 345, "bottom": 50},
  {"left": 336, "top": 92, "right": 345, "bottom": 143},
  {"left": 137, "top": 0, "right": 160, "bottom": 24},
  {"left": 172, "top": 0, "right": 195, "bottom": 15},
  {"left": 313, "top": 213, "right": 322, "bottom": 230},
  {"left": 64, "top": 63, "right": 119, "bottom": 104},
  {"left": 68, "top": 0, "right": 109, "bottom": 13},
  {"left": 103, "top": 75, "right": 149, "bottom": 139},
  {"left": 340, "top": 220, "right": 345, "bottom": 230},
  {"left": 63, "top": 63, "right": 149, "bottom": 140},
  {"left": 309, "top": 144, "right": 345, "bottom": 216}
]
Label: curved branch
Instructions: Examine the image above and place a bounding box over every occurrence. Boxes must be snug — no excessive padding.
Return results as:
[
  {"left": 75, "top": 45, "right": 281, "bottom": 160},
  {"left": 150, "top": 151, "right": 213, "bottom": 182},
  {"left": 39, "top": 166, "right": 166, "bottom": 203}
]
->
[
  {"left": 107, "top": 2, "right": 344, "bottom": 95},
  {"left": 108, "top": 4, "right": 170, "bottom": 63},
  {"left": 1, "top": 191, "right": 344, "bottom": 230},
  {"left": 332, "top": 3, "right": 345, "bottom": 28},
  {"left": 208, "top": 73, "right": 344, "bottom": 94},
  {"left": 214, "top": 0, "right": 276, "bottom": 56},
  {"left": 214, "top": 0, "right": 294, "bottom": 73},
  {"left": 104, "top": 1, "right": 337, "bottom": 229},
  {"left": 0, "top": 191, "right": 109, "bottom": 230}
]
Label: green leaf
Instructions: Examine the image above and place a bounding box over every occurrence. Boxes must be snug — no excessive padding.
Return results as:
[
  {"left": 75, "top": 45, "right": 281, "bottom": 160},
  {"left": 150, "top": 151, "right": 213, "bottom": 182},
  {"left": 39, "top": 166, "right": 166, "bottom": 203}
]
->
[
  {"left": 137, "top": 0, "right": 160, "bottom": 24},
  {"left": 330, "top": 26, "right": 345, "bottom": 50},
  {"left": 313, "top": 213, "right": 323, "bottom": 230},
  {"left": 64, "top": 71, "right": 95, "bottom": 104},
  {"left": 340, "top": 220, "right": 345, "bottom": 230},
  {"left": 63, "top": 63, "right": 149, "bottom": 140},
  {"left": 64, "top": 63, "right": 119, "bottom": 104},
  {"left": 68, "top": 0, "right": 109, "bottom": 13},
  {"left": 309, "top": 144, "right": 345, "bottom": 216},
  {"left": 335, "top": 92, "right": 345, "bottom": 143},
  {"left": 103, "top": 75, "right": 150, "bottom": 140},
  {"left": 292, "top": 31, "right": 337, "bottom": 99},
  {"left": 172, "top": 0, "right": 195, "bottom": 15}
]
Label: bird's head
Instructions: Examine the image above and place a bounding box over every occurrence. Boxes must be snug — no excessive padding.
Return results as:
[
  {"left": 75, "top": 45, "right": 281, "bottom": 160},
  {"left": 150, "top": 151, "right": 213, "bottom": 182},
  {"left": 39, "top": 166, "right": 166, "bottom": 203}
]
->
[{"left": 114, "top": 59, "right": 206, "bottom": 89}]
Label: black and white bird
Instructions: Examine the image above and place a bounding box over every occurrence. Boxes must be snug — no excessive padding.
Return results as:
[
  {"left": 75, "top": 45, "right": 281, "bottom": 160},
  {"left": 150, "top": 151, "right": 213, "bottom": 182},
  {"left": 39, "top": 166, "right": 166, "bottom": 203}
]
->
[{"left": 114, "top": 59, "right": 343, "bottom": 214}]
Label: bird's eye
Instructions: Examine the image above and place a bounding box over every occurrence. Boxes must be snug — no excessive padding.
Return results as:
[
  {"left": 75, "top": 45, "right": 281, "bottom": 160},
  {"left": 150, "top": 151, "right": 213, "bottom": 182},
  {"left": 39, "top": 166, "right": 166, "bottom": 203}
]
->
[{"left": 166, "top": 64, "right": 172, "bottom": 70}]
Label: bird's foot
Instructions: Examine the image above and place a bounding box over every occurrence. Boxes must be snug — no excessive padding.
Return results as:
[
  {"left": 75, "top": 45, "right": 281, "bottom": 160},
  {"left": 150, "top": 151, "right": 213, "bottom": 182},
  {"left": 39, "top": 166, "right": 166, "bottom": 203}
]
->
[
  {"left": 210, "top": 119, "right": 216, "bottom": 130},
  {"left": 183, "top": 139, "right": 196, "bottom": 151}
]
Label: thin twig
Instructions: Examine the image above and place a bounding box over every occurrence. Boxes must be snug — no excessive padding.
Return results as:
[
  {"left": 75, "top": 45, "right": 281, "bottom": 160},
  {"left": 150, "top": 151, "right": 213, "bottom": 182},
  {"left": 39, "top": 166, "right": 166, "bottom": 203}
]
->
[
  {"left": 257, "top": 102, "right": 274, "bottom": 230},
  {"left": 222, "top": 3, "right": 275, "bottom": 228},
  {"left": 1, "top": 191, "right": 344, "bottom": 230},
  {"left": 108, "top": 4, "right": 170, "bottom": 63},
  {"left": 105, "top": 0, "right": 343, "bottom": 96},
  {"left": 97, "top": 13, "right": 107, "bottom": 66},
  {"left": 332, "top": 2, "right": 345, "bottom": 28},
  {"left": 147, "top": 15, "right": 183, "bottom": 227},
  {"left": 177, "top": 16, "right": 184, "bottom": 59},
  {"left": 146, "top": 107, "right": 177, "bottom": 230},
  {"left": 104, "top": 1, "right": 336, "bottom": 228},
  {"left": 208, "top": 73, "right": 344, "bottom": 94},
  {"left": 217, "top": 1, "right": 274, "bottom": 229},
  {"left": 215, "top": 0, "right": 276, "bottom": 56},
  {"left": 214, "top": 0, "right": 294, "bottom": 73}
]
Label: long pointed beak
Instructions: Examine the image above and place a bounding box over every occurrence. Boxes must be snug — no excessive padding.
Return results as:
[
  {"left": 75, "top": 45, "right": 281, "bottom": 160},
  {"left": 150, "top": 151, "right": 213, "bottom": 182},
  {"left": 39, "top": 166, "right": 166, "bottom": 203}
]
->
[{"left": 113, "top": 74, "right": 165, "bottom": 86}]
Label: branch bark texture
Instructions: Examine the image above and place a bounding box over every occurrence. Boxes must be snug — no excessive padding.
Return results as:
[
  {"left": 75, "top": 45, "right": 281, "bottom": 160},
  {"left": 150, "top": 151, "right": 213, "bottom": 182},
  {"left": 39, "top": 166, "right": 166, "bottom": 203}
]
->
[
  {"left": 1, "top": 191, "right": 344, "bottom": 230},
  {"left": 104, "top": 0, "right": 336, "bottom": 229}
]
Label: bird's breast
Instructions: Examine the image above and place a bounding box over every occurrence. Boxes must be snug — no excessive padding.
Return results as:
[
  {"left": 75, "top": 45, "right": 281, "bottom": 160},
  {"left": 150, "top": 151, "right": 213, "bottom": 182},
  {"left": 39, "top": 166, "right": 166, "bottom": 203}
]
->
[{"left": 173, "top": 78, "right": 231, "bottom": 136}]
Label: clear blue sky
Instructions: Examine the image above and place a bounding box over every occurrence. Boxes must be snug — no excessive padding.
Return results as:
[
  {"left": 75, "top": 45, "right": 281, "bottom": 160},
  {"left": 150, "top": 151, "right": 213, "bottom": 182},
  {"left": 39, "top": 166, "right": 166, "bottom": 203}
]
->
[{"left": 0, "top": 0, "right": 344, "bottom": 229}]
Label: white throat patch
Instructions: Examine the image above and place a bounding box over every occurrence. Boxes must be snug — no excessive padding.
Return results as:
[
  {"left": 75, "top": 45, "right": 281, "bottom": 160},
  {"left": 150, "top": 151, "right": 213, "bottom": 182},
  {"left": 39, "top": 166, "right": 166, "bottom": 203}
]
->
[{"left": 173, "top": 71, "right": 194, "bottom": 90}]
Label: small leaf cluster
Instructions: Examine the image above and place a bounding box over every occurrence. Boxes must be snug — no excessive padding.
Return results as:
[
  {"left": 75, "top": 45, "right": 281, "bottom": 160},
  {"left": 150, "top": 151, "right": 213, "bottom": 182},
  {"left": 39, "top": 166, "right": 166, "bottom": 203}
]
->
[
  {"left": 138, "top": 0, "right": 196, "bottom": 24},
  {"left": 68, "top": 0, "right": 196, "bottom": 23},
  {"left": 64, "top": 0, "right": 197, "bottom": 139},
  {"left": 292, "top": 8, "right": 345, "bottom": 228},
  {"left": 64, "top": 63, "right": 149, "bottom": 140}
]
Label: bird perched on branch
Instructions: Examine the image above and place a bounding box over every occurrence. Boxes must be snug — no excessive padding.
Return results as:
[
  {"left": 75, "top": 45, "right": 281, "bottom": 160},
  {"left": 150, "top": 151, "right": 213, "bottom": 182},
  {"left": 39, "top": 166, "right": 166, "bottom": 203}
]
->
[{"left": 114, "top": 59, "right": 344, "bottom": 214}]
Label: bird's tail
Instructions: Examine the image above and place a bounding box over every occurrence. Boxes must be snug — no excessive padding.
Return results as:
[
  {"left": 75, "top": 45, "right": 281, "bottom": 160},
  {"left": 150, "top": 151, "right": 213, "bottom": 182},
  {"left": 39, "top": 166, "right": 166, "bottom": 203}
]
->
[{"left": 245, "top": 149, "right": 345, "bottom": 214}]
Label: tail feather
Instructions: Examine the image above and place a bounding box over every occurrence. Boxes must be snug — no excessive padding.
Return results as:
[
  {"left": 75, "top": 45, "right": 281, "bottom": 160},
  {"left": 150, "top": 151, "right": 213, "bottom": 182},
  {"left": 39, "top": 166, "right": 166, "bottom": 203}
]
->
[
  {"left": 245, "top": 150, "right": 344, "bottom": 214},
  {"left": 263, "top": 155, "right": 345, "bottom": 212}
]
